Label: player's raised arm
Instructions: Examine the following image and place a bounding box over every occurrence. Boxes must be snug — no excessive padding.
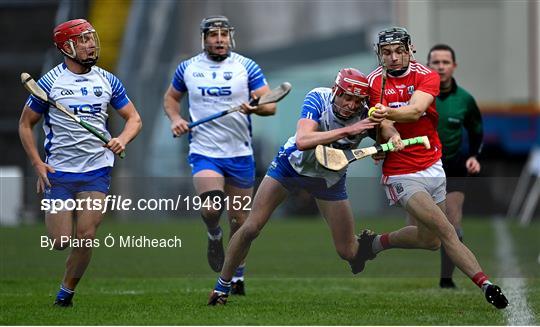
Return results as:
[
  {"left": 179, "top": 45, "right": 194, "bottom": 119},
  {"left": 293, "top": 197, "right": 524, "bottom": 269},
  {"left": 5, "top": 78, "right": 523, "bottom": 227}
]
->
[
  {"left": 296, "top": 69, "right": 376, "bottom": 150},
  {"left": 375, "top": 90, "right": 435, "bottom": 123},
  {"left": 296, "top": 118, "right": 376, "bottom": 151}
]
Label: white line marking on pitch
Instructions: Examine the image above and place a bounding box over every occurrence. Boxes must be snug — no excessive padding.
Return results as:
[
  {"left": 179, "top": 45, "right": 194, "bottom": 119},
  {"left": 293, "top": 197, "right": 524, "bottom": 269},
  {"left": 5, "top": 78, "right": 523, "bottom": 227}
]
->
[{"left": 493, "top": 218, "right": 535, "bottom": 325}]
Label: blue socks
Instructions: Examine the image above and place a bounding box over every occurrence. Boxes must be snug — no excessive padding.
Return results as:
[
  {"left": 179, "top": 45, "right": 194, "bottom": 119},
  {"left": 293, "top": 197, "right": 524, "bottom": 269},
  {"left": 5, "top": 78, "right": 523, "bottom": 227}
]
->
[
  {"left": 214, "top": 277, "right": 231, "bottom": 294},
  {"left": 56, "top": 284, "right": 74, "bottom": 303},
  {"left": 208, "top": 226, "right": 223, "bottom": 240},
  {"left": 232, "top": 264, "right": 245, "bottom": 282}
]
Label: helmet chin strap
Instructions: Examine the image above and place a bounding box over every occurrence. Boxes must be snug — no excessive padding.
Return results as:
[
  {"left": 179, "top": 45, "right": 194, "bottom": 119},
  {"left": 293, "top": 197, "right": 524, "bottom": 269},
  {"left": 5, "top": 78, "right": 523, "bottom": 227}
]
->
[
  {"left": 204, "top": 41, "right": 232, "bottom": 62},
  {"left": 205, "top": 50, "right": 229, "bottom": 62},
  {"left": 76, "top": 57, "right": 98, "bottom": 68},
  {"left": 388, "top": 67, "right": 408, "bottom": 77}
]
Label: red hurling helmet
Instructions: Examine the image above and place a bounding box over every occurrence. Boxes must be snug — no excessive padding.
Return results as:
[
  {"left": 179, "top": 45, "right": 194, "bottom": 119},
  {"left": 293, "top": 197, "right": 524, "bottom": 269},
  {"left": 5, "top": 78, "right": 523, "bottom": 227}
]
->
[
  {"left": 331, "top": 68, "right": 369, "bottom": 120},
  {"left": 53, "top": 19, "right": 100, "bottom": 67}
]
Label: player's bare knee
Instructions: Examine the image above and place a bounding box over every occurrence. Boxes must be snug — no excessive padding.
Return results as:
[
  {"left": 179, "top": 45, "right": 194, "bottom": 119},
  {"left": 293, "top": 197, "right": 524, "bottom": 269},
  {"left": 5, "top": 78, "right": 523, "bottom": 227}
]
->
[
  {"left": 424, "top": 237, "right": 441, "bottom": 251},
  {"left": 47, "top": 231, "right": 70, "bottom": 250},
  {"left": 76, "top": 229, "right": 96, "bottom": 242},
  {"left": 52, "top": 236, "right": 70, "bottom": 250},
  {"left": 202, "top": 207, "right": 222, "bottom": 221},
  {"left": 200, "top": 190, "right": 226, "bottom": 222},
  {"left": 429, "top": 239, "right": 442, "bottom": 251},
  {"left": 418, "top": 230, "right": 441, "bottom": 251}
]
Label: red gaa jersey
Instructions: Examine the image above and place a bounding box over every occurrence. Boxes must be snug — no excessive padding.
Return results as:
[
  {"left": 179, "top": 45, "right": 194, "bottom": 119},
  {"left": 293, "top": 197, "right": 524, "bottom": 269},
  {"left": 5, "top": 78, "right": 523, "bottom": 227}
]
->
[{"left": 368, "top": 61, "right": 442, "bottom": 175}]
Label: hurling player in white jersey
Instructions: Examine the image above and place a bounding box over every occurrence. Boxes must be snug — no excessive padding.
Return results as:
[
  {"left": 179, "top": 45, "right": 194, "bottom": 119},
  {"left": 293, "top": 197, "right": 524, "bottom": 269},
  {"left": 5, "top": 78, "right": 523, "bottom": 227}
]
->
[
  {"left": 18, "top": 19, "right": 142, "bottom": 307},
  {"left": 358, "top": 27, "right": 508, "bottom": 309},
  {"left": 163, "top": 15, "right": 276, "bottom": 294},
  {"left": 208, "top": 69, "right": 404, "bottom": 305}
]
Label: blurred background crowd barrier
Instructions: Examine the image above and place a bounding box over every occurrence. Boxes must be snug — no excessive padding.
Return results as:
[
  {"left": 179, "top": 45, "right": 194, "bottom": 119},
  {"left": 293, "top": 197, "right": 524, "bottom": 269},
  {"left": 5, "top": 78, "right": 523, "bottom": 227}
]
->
[{"left": 1, "top": 0, "right": 538, "bottom": 224}]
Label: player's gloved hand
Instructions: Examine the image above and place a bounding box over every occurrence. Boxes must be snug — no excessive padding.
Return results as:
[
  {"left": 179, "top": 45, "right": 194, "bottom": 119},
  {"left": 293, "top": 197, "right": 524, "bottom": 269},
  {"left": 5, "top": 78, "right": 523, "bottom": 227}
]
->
[
  {"left": 388, "top": 133, "right": 404, "bottom": 152},
  {"left": 346, "top": 118, "right": 378, "bottom": 136},
  {"left": 105, "top": 137, "right": 127, "bottom": 155},
  {"left": 171, "top": 116, "right": 190, "bottom": 136},
  {"left": 240, "top": 92, "right": 259, "bottom": 114},
  {"left": 466, "top": 156, "right": 481, "bottom": 174},
  {"left": 33, "top": 161, "right": 55, "bottom": 193}
]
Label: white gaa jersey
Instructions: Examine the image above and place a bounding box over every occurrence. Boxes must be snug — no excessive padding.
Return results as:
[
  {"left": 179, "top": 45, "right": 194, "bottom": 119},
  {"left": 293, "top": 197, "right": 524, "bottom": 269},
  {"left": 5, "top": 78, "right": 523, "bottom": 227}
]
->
[
  {"left": 26, "top": 63, "right": 130, "bottom": 173},
  {"left": 279, "top": 87, "right": 371, "bottom": 187},
  {"left": 171, "top": 52, "right": 268, "bottom": 158}
]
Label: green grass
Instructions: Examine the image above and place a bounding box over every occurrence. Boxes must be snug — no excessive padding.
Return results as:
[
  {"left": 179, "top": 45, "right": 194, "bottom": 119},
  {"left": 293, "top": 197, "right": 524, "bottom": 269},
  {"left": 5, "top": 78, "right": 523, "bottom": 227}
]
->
[
  {"left": 0, "top": 217, "right": 538, "bottom": 325},
  {"left": 508, "top": 222, "right": 540, "bottom": 318}
]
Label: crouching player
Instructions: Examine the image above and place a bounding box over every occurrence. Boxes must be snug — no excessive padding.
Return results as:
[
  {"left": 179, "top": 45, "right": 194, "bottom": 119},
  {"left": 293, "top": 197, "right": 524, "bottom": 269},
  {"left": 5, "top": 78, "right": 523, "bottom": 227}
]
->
[
  {"left": 18, "top": 19, "right": 142, "bottom": 306},
  {"left": 207, "top": 68, "right": 404, "bottom": 305}
]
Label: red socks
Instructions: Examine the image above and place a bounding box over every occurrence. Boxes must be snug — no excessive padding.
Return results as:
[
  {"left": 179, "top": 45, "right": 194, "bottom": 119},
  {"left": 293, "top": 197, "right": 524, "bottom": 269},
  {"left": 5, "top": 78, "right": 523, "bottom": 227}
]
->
[
  {"left": 380, "top": 233, "right": 391, "bottom": 249},
  {"left": 472, "top": 272, "right": 489, "bottom": 288}
]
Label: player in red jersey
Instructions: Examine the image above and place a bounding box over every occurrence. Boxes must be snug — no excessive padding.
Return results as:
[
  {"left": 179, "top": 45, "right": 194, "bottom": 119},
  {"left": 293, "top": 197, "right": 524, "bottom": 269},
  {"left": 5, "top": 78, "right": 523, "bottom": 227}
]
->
[{"left": 355, "top": 27, "right": 508, "bottom": 309}]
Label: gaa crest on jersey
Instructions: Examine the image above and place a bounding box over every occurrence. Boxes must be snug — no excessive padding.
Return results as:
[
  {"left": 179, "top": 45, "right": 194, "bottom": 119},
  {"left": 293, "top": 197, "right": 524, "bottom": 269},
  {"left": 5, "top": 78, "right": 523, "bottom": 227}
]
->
[
  {"left": 93, "top": 86, "right": 103, "bottom": 97},
  {"left": 407, "top": 86, "right": 415, "bottom": 95},
  {"left": 223, "top": 72, "right": 233, "bottom": 80}
]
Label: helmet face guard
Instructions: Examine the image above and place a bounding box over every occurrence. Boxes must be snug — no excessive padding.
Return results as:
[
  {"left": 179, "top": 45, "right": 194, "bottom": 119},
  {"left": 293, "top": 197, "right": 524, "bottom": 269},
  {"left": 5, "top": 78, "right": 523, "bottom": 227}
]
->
[
  {"left": 375, "top": 27, "right": 414, "bottom": 75},
  {"left": 331, "top": 68, "right": 369, "bottom": 120},
  {"left": 200, "top": 16, "right": 235, "bottom": 62},
  {"left": 53, "top": 19, "right": 100, "bottom": 68}
]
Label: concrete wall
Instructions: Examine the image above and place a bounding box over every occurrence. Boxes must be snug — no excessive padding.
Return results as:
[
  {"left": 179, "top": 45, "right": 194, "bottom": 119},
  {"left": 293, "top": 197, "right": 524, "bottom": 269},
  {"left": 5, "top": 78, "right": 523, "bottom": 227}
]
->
[
  {"left": 174, "top": 0, "right": 391, "bottom": 55},
  {"left": 400, "top": 0, "right": 534, "bottom": 104}
]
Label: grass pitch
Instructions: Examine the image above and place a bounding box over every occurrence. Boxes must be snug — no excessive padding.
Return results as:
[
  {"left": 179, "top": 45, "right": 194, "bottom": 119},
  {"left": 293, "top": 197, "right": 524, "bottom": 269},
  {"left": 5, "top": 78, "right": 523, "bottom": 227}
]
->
[{"left": 1, "top": 217, "right": 538, "bottom": 325}]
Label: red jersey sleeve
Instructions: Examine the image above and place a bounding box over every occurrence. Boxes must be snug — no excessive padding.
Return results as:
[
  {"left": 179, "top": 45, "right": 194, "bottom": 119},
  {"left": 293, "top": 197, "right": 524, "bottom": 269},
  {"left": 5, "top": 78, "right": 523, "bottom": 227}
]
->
[{"left": 417, "top": 69, "right": 440, "bottom": 98}]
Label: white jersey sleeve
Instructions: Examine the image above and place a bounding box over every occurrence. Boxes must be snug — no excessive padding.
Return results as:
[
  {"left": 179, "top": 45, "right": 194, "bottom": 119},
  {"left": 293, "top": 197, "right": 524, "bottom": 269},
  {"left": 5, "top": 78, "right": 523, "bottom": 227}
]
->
[
  {"left": 25, "top": 63, "right": 130, "bottom": 173},
  {"left": 279, "top": 87, "right": 370, "bottom": 187},
  {"left": 170, "top": 52, "right": 268, "bottom": 158}
]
